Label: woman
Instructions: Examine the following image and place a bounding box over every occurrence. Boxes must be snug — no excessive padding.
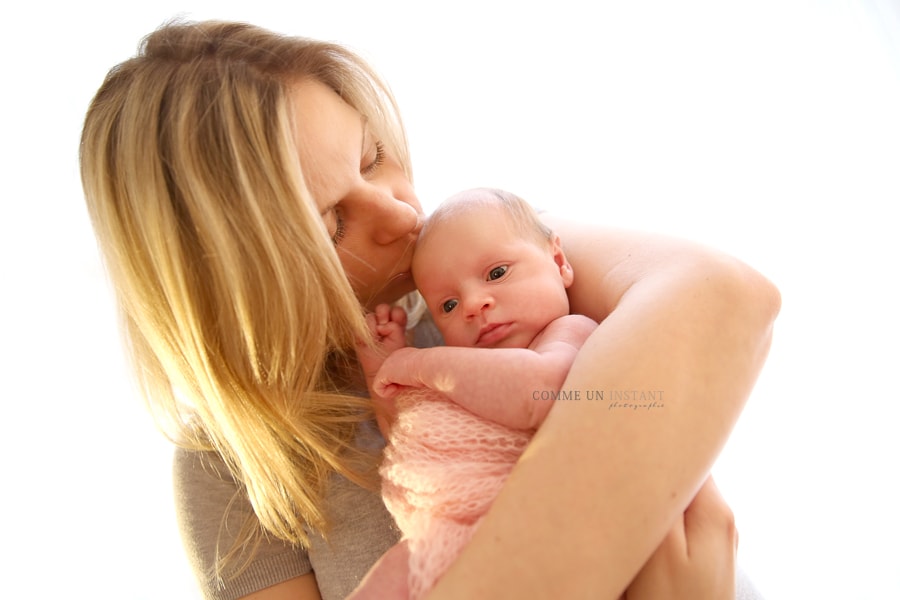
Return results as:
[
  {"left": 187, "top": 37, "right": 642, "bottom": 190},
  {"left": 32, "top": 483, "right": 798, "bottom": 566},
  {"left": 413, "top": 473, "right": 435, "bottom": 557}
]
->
[{"left": 80, "top": 20, "right": 779, "bottom": 600}]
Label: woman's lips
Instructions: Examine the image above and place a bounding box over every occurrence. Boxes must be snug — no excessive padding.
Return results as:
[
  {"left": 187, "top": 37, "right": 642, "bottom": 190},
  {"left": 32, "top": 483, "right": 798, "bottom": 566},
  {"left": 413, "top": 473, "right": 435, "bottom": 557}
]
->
[{"left": 475, "top": 322, "right": 512, "bottom": 347}]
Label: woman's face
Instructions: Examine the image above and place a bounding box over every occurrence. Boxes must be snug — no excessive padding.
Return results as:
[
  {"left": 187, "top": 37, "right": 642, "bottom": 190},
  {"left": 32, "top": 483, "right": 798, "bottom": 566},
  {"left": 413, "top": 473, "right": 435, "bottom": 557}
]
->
[{"left": 291, "top": 79, "right": 424, "bottom": 310}]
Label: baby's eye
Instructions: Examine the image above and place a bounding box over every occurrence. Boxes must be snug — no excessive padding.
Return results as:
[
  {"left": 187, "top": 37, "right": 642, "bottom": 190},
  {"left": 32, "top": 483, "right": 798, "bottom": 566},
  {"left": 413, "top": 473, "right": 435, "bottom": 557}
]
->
[
  {"left": 441, "top": 299, "right": 459, "bottom": 314},
  {"left": 488, "top": 265, "right": 508, "bottom": 281}
]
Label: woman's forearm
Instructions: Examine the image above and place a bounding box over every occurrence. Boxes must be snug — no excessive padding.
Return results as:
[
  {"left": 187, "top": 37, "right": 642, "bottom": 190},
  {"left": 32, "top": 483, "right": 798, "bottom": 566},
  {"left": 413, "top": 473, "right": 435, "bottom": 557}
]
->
[{"left": 425, "top": 221, "right": 780, "bottom": 599}]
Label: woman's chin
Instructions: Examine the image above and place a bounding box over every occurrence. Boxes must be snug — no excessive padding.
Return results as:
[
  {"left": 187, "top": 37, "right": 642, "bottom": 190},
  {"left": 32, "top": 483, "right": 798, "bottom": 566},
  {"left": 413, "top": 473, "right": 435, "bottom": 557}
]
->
[{"left": 361, "top": 272, "right": 416, "bottom": 309}]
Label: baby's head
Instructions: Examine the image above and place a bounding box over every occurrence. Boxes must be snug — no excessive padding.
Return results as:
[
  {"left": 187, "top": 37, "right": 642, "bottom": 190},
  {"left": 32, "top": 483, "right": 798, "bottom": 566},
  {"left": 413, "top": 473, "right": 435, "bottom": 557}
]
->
[{"left": 412, "top": 188, "right": 574, "bottom": 349}]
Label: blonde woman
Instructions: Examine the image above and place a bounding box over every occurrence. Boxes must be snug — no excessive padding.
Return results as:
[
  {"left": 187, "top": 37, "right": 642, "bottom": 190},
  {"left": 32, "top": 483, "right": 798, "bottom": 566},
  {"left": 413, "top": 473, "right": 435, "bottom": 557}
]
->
[{"left": 80, "top": 20, "right": 779, "bottom": 600}]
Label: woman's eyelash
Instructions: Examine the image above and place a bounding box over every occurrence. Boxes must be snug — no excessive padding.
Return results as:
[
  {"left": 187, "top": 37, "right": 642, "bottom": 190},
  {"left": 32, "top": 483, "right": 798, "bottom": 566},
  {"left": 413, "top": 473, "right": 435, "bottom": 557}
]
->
[
  {"left": 331, "top": 210, "right": 346, "bottom": 245},
  {"left": 361, "top": 141, "right": 385, "bottom": 176}
]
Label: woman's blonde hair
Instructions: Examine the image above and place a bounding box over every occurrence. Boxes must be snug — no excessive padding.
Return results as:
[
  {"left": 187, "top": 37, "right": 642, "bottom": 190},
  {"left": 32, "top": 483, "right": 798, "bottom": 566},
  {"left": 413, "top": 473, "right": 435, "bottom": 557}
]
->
[{"left": 79, "top": 19, "right": 411, "bottom": 563}]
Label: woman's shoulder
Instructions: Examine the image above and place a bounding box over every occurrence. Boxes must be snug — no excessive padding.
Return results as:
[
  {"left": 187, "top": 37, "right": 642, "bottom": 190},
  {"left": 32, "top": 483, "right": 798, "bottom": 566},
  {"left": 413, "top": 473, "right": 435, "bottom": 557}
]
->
[
  {"left": 173, "top": 447, "right": 314, "bottom": 598},
  {"left": 173, "top": 445, "right": 399, "bottom": 599},
  {"left": 172, "top": 447, "right": 260, "bottom": 563}
]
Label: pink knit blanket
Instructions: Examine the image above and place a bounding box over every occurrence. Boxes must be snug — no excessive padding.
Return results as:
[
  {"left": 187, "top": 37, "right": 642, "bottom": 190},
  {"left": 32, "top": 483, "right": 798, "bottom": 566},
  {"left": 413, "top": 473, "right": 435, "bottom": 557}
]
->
[{"left": 380, "top": 388, "right": 533, "bottom": 599}]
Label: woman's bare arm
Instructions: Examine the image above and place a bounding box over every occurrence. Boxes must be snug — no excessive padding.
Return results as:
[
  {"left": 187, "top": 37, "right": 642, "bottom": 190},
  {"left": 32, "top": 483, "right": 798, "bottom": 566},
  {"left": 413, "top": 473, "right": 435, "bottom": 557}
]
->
[
  {"left": 624, "top": 477, "right": 738, "bottom": 599},
  {"left": 238, "top": 574, "right": 322, "bottom": 600},
  {"left": 425, "top": 219, "right": 780, "bottom": 599}
]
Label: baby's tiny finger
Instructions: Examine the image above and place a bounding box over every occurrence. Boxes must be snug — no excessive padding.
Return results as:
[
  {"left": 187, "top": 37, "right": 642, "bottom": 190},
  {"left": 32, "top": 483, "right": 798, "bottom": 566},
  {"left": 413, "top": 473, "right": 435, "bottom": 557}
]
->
[
  {"left": 374, "top": 303, "right": 392, "bottom": 325},
  {"left": 375, "top": 322, "right": 396, "bottom": 338},
  {"left": 390, "top": 305, "right": 408, "bottom": 328}
]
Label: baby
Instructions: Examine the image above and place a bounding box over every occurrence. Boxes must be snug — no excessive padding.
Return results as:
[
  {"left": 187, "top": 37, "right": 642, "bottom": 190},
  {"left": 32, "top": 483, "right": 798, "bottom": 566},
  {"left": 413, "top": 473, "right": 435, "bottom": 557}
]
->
[{"left": 354, "top": 187, "right": 597, "bottom": 599}]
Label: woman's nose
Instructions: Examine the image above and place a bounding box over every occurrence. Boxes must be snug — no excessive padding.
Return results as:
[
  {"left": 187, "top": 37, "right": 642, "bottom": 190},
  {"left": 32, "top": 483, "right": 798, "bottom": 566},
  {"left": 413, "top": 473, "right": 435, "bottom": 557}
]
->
[{"left": 373, "top": 196, "right": 422, "bottom": 245}]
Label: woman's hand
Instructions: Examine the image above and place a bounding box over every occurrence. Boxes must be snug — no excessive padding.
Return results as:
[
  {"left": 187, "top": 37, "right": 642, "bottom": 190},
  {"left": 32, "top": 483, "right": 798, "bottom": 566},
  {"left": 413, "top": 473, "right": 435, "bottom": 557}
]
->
[{"left": 624, "top": 477, "right": 737, "bottom": 600}]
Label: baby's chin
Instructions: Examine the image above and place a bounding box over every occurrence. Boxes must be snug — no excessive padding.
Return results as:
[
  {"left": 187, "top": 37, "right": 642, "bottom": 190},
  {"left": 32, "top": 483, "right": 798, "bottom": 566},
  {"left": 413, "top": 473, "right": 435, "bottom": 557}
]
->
[{"left": 489, "top": 328, "right": 542, "bottom": 350}]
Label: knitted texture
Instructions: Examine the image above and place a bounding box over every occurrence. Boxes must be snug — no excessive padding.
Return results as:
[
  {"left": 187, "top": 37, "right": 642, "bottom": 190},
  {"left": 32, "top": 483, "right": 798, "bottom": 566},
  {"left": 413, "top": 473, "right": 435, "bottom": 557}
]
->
[{"left": 380, "top": 388, "right": 533, "bottom": 599}]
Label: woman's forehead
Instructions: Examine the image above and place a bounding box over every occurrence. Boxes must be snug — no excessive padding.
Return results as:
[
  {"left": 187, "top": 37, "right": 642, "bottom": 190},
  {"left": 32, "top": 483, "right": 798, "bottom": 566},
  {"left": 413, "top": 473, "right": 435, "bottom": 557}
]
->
[{"left": 289, "top": 79, "right": 364, "bottom": 210}]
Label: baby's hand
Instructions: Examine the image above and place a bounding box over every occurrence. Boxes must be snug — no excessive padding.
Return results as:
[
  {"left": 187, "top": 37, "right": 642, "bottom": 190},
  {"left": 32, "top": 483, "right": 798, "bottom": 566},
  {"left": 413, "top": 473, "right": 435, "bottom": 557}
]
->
[
  {"left": 356, "top": 303, "right": 409, "bottom": 383},
  {"left": 354, "top": 304, "right": 410, "bottom": 438},
  {"left": 372, "top": 347, "right": 424, "bottom": 398},
  {"left": 367, "top": 303, "right": 408, "bottom": 353}
]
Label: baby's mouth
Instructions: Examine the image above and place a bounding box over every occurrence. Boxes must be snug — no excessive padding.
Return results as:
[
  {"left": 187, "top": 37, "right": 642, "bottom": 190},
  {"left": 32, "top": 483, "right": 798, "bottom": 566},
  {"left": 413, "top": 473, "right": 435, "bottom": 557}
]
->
[{"left": 475, "top": 322, "right": 510, "bottom": 347}]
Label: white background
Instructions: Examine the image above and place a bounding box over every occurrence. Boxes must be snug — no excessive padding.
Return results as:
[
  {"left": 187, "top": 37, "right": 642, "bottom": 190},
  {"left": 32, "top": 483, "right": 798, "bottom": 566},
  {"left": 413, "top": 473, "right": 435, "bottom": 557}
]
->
[{"left": 2, "top": 0, "right": 898, "bottom": 598}]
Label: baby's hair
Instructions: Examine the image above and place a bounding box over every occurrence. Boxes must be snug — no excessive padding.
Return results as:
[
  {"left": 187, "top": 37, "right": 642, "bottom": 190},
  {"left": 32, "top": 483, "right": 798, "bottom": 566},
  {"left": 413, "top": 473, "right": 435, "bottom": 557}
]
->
[{"left": 420, "top": 187, "right": 553, "bottom": 247}]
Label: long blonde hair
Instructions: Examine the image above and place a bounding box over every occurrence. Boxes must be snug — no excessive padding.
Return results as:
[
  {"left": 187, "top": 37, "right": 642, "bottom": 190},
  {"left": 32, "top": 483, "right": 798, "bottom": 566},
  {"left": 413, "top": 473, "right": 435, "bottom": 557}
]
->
[{"left": 79, "top": 19, "right": 411, "bottom": 556}]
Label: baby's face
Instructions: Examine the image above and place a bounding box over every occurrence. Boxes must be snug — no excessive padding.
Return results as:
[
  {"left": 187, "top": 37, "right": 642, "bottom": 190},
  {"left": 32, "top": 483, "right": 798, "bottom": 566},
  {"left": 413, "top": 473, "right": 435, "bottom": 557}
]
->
[{"left": 412, "top": 206, "right": 573, "bottom": 349}]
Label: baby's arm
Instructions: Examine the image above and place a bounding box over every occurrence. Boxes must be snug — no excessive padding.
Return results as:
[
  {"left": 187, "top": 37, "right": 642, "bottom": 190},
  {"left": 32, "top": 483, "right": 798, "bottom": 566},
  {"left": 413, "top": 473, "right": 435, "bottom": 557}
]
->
[{"left": 374, "top": 313, "right": 598, "bottom": 430}]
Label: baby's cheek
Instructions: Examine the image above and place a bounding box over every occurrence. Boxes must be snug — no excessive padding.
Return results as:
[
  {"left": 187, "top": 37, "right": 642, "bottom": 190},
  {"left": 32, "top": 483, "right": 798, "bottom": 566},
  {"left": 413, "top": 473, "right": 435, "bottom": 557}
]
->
[{"left": 441, "top": 327, "right": 469, "bottom": 347}]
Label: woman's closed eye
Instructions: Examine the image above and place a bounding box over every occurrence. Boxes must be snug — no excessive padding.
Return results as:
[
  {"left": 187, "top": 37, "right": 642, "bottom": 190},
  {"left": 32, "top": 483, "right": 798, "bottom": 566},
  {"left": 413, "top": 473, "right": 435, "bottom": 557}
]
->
[
  {"left": 361, "top": 140, "right": 385, "bottom": 177},
  {"left": 323, "top": 138, "right": 384, "bottom": 246},
  {"left": 321, "top": 206, "right": 346, "bottom": 245}
]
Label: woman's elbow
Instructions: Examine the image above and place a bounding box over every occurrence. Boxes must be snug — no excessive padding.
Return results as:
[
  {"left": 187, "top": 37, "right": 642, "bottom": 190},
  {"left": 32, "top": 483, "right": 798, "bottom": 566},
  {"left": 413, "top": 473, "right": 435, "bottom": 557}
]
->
[
  {"left": 723, "top": 254, "right": 781, "bottom": 327},
  {"left": 703, "top": 253, "right": 782, "bottom": 363}
]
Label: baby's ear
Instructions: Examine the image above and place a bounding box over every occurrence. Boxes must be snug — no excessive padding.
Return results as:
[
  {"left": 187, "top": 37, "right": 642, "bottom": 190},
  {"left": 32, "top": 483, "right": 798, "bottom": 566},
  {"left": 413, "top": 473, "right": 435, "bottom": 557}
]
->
[
  {"left": 560, "top": 262, "right": 575, "bottom": 288},
  {"left": 550, "top": 234, "right": 575, "bottom": 287}
]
